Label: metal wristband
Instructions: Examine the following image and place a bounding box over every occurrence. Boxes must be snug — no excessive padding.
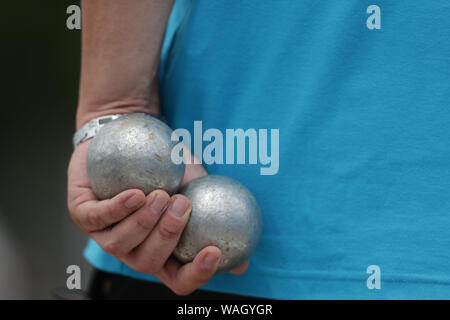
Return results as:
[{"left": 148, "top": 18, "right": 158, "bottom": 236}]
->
[
  {"left": 72, "top": 113, "right": 167, "bottom": 149},
  {"left": 72, "top": 114, "right": 125, "bottom": 149}
]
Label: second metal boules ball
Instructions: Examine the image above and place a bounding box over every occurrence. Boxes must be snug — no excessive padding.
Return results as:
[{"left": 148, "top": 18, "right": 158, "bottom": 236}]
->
[
  {"left": 86, "top": 113, "right": 185, "bottom": 199},
  {"left": 173, "top": 175, "right": 263, "bottom": 273}
]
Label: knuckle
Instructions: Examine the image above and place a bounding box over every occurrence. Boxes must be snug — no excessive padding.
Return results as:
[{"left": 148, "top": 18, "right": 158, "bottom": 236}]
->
[
  {"left": 68, "top": 203, "right": 86, "bottom": 229},
  {"left": 135, "top": 257, "right": 161, "bottom": 275},
  {"left": 135, "top": 214, "right": 154, "bottom": 231},
  {"left": 158, "top": 221, "right": 181, "bottom": 241},
  {"left": 67, "top": 210, "right": 89, "bottom": 234},
  {"left": 87, "top": 212, "right": 104, "bottom": 230},
  {"left": 103, "top": 240, "right": 125, "bottom": 257},
  {"left": 105, "top": 200, "right": 123, "bottom": 221}
]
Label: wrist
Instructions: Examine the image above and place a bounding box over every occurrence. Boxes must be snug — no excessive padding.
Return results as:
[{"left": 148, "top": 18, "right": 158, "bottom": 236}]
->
[
  {"left": 76, "top": 102, "right": 160, "bottom": 130},
  {"left": 73, "top": 109, "right": 166, "bottom": 149}
]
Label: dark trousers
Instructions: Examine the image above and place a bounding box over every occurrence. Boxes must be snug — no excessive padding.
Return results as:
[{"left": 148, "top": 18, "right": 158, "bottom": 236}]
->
[{"left": 88, "top": 268, "right": 261, "bottom": 300}]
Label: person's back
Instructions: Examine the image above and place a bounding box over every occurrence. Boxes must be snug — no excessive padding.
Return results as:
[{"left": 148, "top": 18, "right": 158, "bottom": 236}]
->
[{"left": 83, "top": 0, "right": 450, "bottom": 299}]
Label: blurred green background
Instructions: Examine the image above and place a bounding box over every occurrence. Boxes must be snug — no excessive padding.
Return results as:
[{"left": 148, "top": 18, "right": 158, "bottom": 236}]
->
[{"left": 0, "top": 1, "right": 92, "bottom": 298}]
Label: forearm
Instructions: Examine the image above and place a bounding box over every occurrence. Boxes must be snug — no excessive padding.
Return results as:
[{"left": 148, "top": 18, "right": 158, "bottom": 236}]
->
[{"left": 76, "top": 0, "right": 174, "bottom": 129}]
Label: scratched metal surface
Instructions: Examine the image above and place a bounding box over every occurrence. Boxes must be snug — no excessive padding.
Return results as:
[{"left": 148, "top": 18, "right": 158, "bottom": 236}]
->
[
  {"left": 174, "top": 175, "right": 262, "bottom": 273},
  {"left": 86, "top": 113, "right": 185, "bottom": 199}
]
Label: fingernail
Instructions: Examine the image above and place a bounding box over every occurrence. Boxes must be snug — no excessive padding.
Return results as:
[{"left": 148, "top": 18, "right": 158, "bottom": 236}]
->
[
  {"left": 149, "top": 194, "right": 167, "bottom": 215},
  {"left": 125, "top": 194, "right": 142, "bottom": 209},
  {"left": 202, "top": 253, "right": 220, "bottom": 270},
  {"left": 168, "top": 197, "right": 190, "bottom": 218}
]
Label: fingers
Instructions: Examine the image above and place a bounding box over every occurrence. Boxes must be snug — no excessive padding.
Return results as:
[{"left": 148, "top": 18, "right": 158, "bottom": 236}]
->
[
  {"left": 68, "top": 140, "right": 224, "bottom": 297},
  {"left": 68, "top": 140, "right": 147, "bottom": 233},
  {"left": 124, "top": 194, "right": 192, "bottom": 274},
  {"left": 91, "top": 190, "right": 170, "bottom": 257},
  {"left": 157, "top": 246, "right": 222, "bottom": 296},
  {"left": 73, "top": 189, "right": 146, "bottom": 232}
]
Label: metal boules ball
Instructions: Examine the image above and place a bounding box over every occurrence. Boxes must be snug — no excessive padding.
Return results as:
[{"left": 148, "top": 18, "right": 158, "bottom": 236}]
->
[
  {"left": 86, "top": 113, "right": 185, "bottom": 200},
  {"left": 173, "top": 175, "right": 262, "bottom": 273}
]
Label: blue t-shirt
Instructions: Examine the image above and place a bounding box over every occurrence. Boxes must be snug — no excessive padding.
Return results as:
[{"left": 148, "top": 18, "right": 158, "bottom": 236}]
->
[{"left": 84, "top": 0, "right": 450, "bottom": 299}]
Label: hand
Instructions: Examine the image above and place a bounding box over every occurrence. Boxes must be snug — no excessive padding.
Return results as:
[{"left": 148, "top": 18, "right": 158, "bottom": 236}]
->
[{"left": 67, "top": 140, "right": 248, "bottom": 295}]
